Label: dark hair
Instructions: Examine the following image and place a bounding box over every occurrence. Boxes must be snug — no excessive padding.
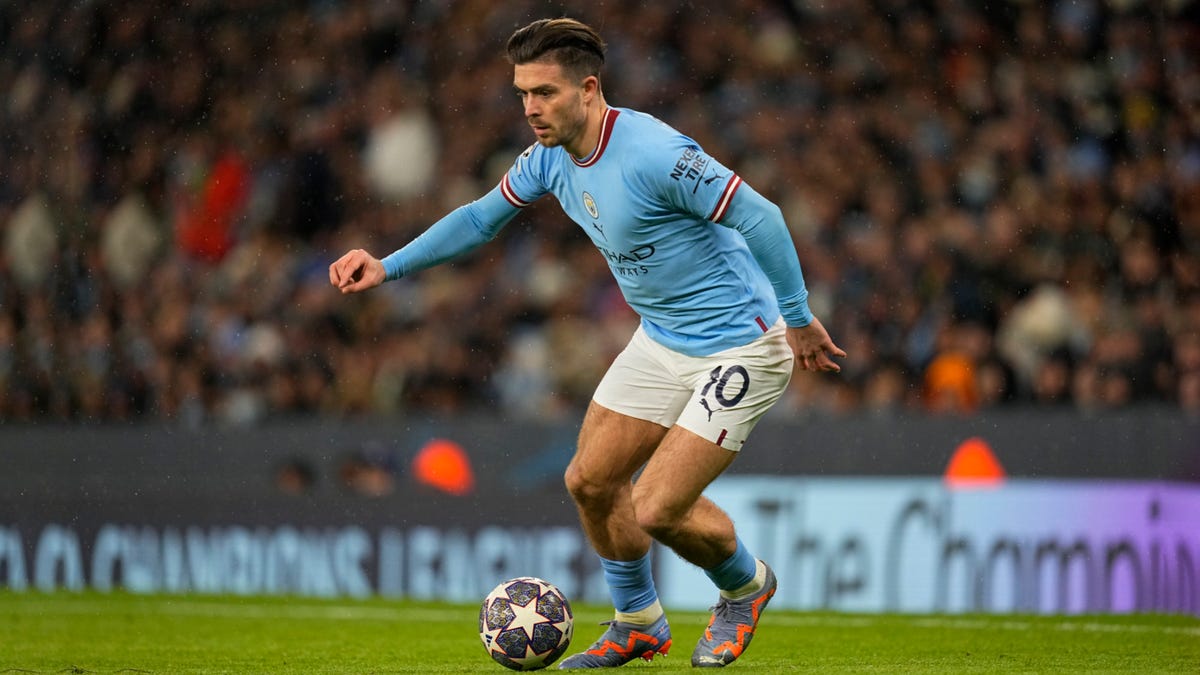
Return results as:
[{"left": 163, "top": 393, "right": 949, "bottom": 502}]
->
[{"left": 505, "top": 18, "right": 606, "bottom": 80}]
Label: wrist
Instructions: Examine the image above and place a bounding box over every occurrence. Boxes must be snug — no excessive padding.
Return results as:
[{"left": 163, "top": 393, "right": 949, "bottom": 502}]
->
[
  {"left": 380, "top": 252, "right": 403, "bottom": 282},
  {"left": 780, "top": 301, "right": 813, "bottom": 328}
]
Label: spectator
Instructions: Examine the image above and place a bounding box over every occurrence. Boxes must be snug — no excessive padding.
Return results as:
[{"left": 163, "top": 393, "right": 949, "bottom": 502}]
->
[{"left": 1, "top": 0, "right": 1196, "bottom": 422}]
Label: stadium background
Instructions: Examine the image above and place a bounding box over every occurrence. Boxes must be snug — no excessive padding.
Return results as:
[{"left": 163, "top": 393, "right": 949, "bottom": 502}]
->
[{"left": 1, "top": 0, "right": 1198, "bottom": 616}]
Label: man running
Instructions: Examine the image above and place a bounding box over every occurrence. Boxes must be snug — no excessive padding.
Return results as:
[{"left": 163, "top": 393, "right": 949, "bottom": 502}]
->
[{"left": 329, "top": 17, "right": 844, "bottom": 668}]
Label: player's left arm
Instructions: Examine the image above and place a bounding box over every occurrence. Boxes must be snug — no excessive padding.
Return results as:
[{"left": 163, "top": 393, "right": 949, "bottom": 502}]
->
[
  {"left": 648, "top": 142, "right": 813, "bottom": 326},
  {"left": 719, "top": 183, "right": 847, "bottom": 372},
  {"left": 718, "top": 183, "right": 811, "bottom": 325},
  {"left": 645, "top": 139, "right": 843, "bottom": 370}
]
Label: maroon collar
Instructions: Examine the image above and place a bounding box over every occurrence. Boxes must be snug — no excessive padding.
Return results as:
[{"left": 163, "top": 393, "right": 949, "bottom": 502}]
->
[{"left": 571, "top": 107, "right": 619, "bottom": 168}]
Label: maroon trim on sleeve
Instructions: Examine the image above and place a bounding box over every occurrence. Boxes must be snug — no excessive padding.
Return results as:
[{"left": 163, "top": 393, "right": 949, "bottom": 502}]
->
[
  {"left": 499, "top": 174, "right": 531, "bottom": 208},
  {"left": 708, "top": 174, "right": 743, "bottom": 222}
]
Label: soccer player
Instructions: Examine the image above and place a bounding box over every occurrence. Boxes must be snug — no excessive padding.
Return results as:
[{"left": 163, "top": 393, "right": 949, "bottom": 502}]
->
[{"left": 329, "top": 18, "right": 844, "bottom": 669}]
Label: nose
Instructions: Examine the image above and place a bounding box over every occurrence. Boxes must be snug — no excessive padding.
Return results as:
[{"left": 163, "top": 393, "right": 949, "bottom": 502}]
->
[{"left": 523, "top": 94, "right": 539, "bottom": 119}]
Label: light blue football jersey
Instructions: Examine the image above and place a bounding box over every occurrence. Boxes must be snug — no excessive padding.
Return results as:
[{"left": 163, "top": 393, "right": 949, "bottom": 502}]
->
[
  {"left": 501, "top": 107, "right": 787, "bottom": 356},
  {"left": 381, "top": 105, "right": 811, "bottom": 357}
]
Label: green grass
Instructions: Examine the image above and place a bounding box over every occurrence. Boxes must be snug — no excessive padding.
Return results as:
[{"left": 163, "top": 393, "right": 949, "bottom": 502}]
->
[{"left": 0, "top": 592, "right": 1196, "bottom": 673}]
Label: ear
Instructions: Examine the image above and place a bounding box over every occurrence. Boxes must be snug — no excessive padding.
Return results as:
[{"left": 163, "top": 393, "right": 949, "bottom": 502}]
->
[{"left": 581, "top": 75, "right": 600, "bottom": 101}]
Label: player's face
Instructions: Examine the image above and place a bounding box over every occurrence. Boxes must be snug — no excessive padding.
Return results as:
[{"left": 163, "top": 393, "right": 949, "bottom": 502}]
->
[{"left": 513, "top": 61, "right": 589, "bottom": 154}]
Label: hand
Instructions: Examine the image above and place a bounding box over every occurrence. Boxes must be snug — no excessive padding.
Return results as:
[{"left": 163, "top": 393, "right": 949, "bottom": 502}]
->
[
  {"left": 328, "top": 249, "right": 386, "bottom": 294},
  {"left": 786, "top": 317, "right": 846, "bottom": 373}
]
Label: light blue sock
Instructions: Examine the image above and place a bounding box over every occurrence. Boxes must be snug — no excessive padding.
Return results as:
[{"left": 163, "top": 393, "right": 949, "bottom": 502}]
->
[
  {"left": 704, "top": 538, "right": 757, "bottom": 591},
  {"left": 599, "top": 551, "right": 658, "bottom": 613}
]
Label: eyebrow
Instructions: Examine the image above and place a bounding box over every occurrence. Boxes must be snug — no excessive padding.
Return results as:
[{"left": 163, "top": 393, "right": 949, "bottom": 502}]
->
[{"left": 513, "top": 83, "right": 558, "bottom": 95}]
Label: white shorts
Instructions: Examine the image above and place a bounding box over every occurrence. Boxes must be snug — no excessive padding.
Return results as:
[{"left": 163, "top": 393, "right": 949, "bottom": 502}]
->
[{"left": 592, "top": 319, "right": 794, "bottom": 451}]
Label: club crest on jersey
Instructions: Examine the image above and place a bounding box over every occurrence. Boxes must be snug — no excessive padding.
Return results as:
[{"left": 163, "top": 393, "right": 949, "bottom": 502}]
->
[{"left": 582, "top": 191, "right": 599, "bottom": 219}]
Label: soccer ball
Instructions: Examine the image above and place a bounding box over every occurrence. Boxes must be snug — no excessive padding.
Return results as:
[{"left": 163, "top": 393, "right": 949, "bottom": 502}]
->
[{"left": 479, "top": 577, "right": 574, "bottom": 671}]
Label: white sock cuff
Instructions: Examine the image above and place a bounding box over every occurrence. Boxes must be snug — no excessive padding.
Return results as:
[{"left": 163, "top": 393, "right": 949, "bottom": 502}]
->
[{"left": 615, "top": 599, "right": 664, "bottom": 625}]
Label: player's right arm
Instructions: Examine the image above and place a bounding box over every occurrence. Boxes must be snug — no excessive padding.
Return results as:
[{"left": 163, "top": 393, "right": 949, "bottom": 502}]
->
[
  {"left": 330, "top": 146, "right": 547, "bottom": 294},
  {"left": 329, "top": 190, "right": 518, "bottom": 294}
]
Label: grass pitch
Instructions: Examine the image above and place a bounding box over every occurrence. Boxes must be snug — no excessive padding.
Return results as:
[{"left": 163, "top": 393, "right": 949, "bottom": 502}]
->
[{"left": 1, "top": 592, "right": 1196, "bottom": 673}]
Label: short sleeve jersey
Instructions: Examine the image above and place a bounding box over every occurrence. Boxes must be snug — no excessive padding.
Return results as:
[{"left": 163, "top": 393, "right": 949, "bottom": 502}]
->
[{"left": 500, "top": 107, "right": 782, "bottom": 357}]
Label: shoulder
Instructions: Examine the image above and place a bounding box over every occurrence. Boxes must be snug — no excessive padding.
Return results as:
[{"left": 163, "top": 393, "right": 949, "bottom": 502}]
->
[
  {"left": 502, "top": 141, "right": 560, "bottom": 206},
  {"left": 611, "top": 108, "right": 701, "bottom": 177},
  {"left": 509, "top": 139, "right": 567, "bottom": 185},
  {"left": 613, "top": 108, "right": 696, "bottom": 154},
  {"left": 514, "top": 141, "right": 550, "bottom": 172}
]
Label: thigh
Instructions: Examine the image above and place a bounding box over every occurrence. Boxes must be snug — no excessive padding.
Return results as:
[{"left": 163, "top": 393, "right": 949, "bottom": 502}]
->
[
  {"left": 632, "top": 424, "right": 736, "bottom": 520},
  {"left": 570, "top": 400, "right": 669, "bottom": 486}
]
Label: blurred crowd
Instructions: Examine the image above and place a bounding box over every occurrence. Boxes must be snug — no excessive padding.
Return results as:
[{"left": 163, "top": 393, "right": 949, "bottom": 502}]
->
[{"left": 2, "top": 0, "right": 1199, "bottom": 426}]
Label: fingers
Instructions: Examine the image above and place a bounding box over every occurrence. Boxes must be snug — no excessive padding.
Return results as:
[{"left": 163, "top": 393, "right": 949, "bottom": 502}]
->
[
  {"left": 799, "top": 353, "right": 840, "bottom": 373},
  {"left": 338, "top": 264, "right": 362, "bottom": 292},
  {"left": 328, "top": 252, "right": 354, "bottom": 287},
  {"left": 816, "top": 352, "right": 842, "bottom": 373},
  {"left": 327, "top": 258, "right": 341, "bottom": 287},
  {"left": 797, "top": 342, "right": 846, "bottom": 373},
  {"left": 786, "top": 320, "right": 846, "bottom": 373},
  {"left": 329, "top": 250, "right": 367, "bottom": 292},
  {"left": 818, "top": 345, "right": 846, "bottom": 371}
]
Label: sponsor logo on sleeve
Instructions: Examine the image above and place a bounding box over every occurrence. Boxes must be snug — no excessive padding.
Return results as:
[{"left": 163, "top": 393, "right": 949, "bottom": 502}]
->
[{"left": 669, "top": 147, "right": 713, "bottom": 193}]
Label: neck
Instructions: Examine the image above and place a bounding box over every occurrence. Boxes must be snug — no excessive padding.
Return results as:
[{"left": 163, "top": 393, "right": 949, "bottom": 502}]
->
[{"left": 567, "top": 99, "right": 608, "bottom": 160}]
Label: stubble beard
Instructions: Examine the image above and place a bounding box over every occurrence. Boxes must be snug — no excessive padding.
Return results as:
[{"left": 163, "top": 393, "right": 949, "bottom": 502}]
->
[{"left": 533, "top": 109, "right": 586, "bottom": 151}]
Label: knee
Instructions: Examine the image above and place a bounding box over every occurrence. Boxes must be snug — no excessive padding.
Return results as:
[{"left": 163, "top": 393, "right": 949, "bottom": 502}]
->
[
  {"left": 564, "top": 462, "right": 617, "bottom": 508},
  {"left": 632, "top": 497, "right": 682, "bottom": 541}
]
